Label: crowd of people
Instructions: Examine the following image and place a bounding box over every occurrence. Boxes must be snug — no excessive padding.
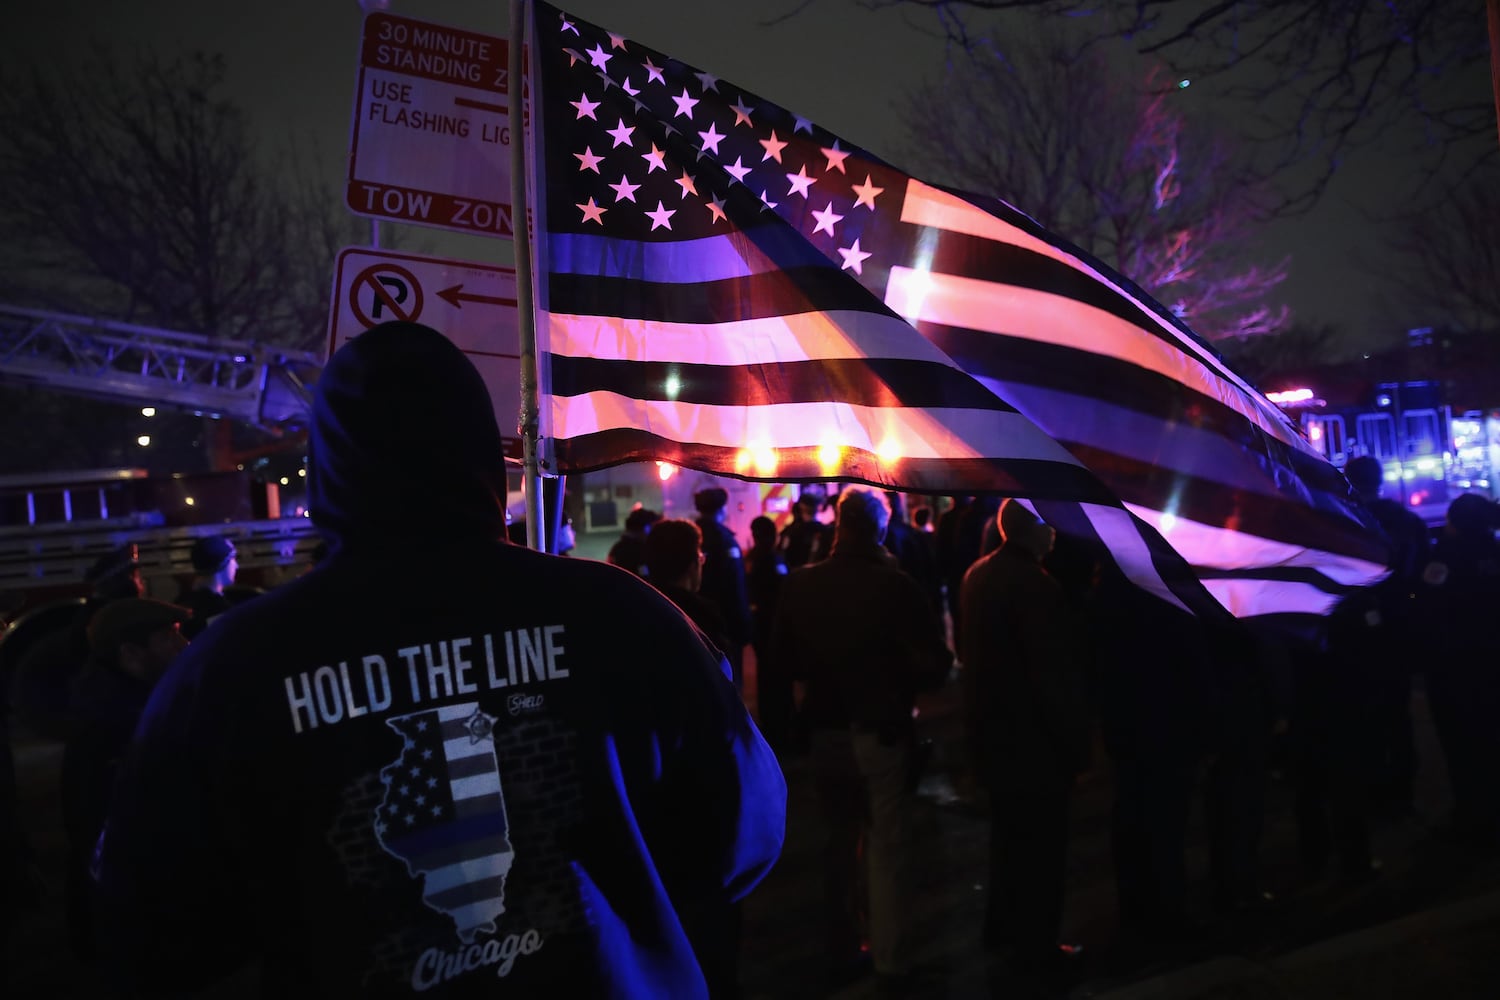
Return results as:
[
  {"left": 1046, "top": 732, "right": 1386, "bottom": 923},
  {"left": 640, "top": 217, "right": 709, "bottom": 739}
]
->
[
  {"left": 601, "top": 460, "right": 1500, "bottom": 992},
  {"left": 1, "top": 319, "right": 1498, "bottom": 998}
]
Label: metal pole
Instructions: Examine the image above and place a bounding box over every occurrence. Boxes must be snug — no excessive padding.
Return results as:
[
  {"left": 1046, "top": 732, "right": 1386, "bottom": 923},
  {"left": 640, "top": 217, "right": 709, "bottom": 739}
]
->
[{"left": 509, "top": 0, "right": 546, "bottom": 553}]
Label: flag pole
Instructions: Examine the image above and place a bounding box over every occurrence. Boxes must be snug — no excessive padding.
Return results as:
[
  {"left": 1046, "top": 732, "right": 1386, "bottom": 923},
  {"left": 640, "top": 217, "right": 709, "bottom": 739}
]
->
[{"left": 510, "top": 0, "right": 545, "bottom": 552}]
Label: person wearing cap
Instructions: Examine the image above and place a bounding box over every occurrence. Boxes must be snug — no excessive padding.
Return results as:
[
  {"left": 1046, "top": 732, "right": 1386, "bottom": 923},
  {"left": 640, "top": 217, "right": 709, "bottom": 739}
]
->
[
  {"left": 175, "top": 535, "right": 238, "bottom": 640},
  {"left": 94, "top": 321, "right": 784, "bottom": 998},
  {"left": 959, "top": 498, "right": 1090, "bottom": 979},
  {"left": 60, "top": 598, "right": 189, "bottom": 958},
  {"left": 694, "top": 487, "right": 752, "bottom": 690}
]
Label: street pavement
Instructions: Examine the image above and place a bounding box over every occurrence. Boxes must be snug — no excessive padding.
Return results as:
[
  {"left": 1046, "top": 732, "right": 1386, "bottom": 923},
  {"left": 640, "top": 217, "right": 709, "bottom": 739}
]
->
[{"left": 7, "top": 659, "right": 1500, "bottom": 998}]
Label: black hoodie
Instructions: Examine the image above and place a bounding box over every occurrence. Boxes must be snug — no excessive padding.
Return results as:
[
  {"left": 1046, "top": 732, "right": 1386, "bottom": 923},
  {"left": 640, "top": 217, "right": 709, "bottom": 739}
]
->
[{"left": 95, "top": 322, "right": 785, "bottom": 997}]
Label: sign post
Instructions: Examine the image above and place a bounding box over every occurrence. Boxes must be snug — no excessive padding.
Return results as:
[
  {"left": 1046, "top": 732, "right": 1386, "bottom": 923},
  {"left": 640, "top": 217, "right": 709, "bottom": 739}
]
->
[
  {"left": 346, "top": 12, "right": 517, "bottom": 239},
  {"left": 327, "top": 248, "right": 524, "bottom": 460}
]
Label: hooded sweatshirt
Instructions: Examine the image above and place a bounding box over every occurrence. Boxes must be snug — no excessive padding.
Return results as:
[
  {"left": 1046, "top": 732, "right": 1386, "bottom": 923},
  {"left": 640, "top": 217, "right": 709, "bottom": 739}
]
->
[{"left": 95, "top": 322, "right": 786, "bottom": 998}]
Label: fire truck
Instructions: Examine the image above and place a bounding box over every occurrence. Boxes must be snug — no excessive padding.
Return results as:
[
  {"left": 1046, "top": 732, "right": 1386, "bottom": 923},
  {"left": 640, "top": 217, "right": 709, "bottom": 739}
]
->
[
  {"left": 0, "top": 304, "right": 325, "bottom": 631},
  {"left": 1260, "top": 331, "right": 1500, "bottom": 525}
]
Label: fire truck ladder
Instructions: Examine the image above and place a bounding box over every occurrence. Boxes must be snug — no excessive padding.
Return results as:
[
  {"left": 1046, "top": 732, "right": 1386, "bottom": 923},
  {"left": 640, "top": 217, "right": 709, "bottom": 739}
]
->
[{"left": 0, "top": 304, "right": 322, "bottom": 429}]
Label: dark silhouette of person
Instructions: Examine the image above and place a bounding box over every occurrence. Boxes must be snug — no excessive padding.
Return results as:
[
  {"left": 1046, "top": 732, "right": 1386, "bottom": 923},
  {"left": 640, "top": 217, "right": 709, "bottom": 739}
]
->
[
  {"left": 695, "top": 488, "right": 752, "bottom": 690},
  {"left": 883, "top": 492, "right": 942, "bottom": 615},
  {"left": 175, "top": 535, "right": 237, "bottom": 640},
  {"left": 1091, "top": 573, "right": 1200, "bottom": 966},
  {"left": 60, "top": 598, "right": 189, "bottom": 958},
  {"left": 770, "top": 489, "right": 951, "bottom": 990},
  {"left": 1417, "top": 492, "right": 1500, "bottom": 847},
  {"left": 646, "top": 519, "right": 731, "bottom": 658},
  {"left": 959, "top": 499, "right": 1090, "bottom": 977},
  {"left": 606, "top": 507, "right": 659, "bottom": 577},
  {"left": 14, "top": 544, "right": 144, "bottom": 734},
  {"left": 745, "top": 516, "right": 792, "bottom": 754},
  {"left": 93, "top": 322, "right": 785, "bottom": 998},
  {"left": 777, "top": 486, "right": 834, "bottom": 569}
]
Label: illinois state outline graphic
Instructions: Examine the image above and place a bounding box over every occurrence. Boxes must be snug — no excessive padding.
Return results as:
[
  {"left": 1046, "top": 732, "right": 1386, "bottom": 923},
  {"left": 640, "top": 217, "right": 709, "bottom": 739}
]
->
[{"left": 376, "top": 702, "right": 515, "bottom": 942}]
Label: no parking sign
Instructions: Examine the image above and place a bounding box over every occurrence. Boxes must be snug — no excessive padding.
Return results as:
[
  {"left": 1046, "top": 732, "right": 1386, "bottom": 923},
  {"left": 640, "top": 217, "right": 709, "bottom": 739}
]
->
[{"left": 328, "top": 247, "right": 523, "bottom": 458}]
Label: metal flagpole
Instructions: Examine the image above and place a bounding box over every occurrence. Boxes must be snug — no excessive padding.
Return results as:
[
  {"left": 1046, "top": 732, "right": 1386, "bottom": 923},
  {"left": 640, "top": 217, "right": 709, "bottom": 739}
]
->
[{"left": 509, "top": 0, "right": 545, "bottom": 552}]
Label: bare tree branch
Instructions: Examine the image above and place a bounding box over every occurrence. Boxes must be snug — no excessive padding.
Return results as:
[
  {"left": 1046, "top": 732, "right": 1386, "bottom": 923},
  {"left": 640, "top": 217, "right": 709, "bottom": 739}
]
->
[
  {"left": 0, "top": 47, "right": 363, "bottom": 352},
  {"left": 897, "top": 31, "right": 1289, "bottom": 341},
  {"left": 859, "top": 0, "right": 1495, "bottom": 209}
]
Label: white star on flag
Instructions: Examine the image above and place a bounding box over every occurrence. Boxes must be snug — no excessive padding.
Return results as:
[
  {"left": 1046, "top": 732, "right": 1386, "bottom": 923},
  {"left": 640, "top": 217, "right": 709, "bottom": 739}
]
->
[
  {"left": 705, "top": 195, "right": 727, "bottom": 224},
  {"left": 645, "top": 200, "right": 676, "bottom": 230},
  {"left": 642, "top": 143, "right": 667, "bottom": 172},
  {"left": 821, "top": 141, "right": 850, "bottom": 173},
  {"left": 698, "top": 122, "right": 725, "bottom": 154},
  {"left": 674, "top": 170, "right": 698, "bottom": 199},
  {"left": 724, "top": 156, "right": 752, "bottom": 184},
  {"left": 574, "top": 147, "right": 604, "bottom": 172},
  {"left": 851, "top": 174, "right": 884, "bottom": 209},
  {"left": 577, "top": 196, "right": 607, "bottom": 223},
  {"left": 811, "top": 202, "right": 844, "bottom": 236},
  {"left": 608, "top": 174, "right": 640, "bottom": 202},
  {"left": 837, "top": 238, "right": 871, "bottom": 274},
  {"left": 642, "top": 57, "right": 665, "bottom": 85},
  {"left": 586, "top": 44, "right": 611, "bottom": 69},
  {"left": 731, "top": 98, "right": 754, "bottom": 127},
  {"left": 671, "top": 89, "right": 699, "bottom": 118},
  {"left": 785, "top": 166, "right": 815, "bottom": 198},
  {"left": 758, "top": 130, "right": 788, "bottom": 163},
  {"left": 605, "top": 120, "right": 635, "bottom": 147},
  {"left": 570, "top": 94, "right": 600, "bottom": 120}
]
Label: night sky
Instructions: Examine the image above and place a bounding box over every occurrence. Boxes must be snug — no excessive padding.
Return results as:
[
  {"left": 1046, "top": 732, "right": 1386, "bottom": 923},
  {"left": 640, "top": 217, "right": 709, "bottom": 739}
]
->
[{"left": 2, "top": 0, "right": 1479, "bottom": 346}]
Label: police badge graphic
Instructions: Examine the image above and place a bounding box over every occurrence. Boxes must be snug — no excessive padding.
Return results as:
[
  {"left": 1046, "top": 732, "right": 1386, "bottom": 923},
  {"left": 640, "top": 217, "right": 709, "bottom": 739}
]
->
[{"left": 376, "top": 702, "right": 514, "bottom": 943}]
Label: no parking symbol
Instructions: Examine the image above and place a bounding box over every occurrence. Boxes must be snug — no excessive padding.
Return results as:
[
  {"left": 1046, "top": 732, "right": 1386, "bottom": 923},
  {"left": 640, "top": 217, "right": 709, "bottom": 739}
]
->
[{"left": 349, "top": 263, "right": 425, "bottom": 327}]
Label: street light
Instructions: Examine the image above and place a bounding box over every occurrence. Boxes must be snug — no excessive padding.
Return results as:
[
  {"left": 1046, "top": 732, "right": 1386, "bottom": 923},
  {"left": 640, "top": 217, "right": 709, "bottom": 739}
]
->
[{"left": 136, "top": 435, "right": 151, "bottom": 447}]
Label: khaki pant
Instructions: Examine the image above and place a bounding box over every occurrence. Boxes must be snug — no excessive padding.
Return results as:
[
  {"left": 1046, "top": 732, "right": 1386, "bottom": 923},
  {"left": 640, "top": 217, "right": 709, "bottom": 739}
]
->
[{"left": 809, "top": 728, "right": 915, "bottom": 976}]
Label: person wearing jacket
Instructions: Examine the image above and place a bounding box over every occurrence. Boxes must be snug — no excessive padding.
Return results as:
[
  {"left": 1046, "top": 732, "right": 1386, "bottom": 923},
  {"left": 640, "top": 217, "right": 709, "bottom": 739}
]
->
[
  {"left": 770, "top": 488, "right": 951, "bottom": 989},
  {"left": 960, "top": 499, "right": 1090, "bottom": 976},
  {"left": 94, "top": 321, "right": 786, "bottom": 999}
]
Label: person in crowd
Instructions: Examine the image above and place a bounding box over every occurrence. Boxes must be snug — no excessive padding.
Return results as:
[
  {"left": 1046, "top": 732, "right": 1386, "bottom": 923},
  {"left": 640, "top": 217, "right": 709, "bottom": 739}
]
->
[
  {"left": 1417, "top": 492, "right": 1500, "bottom": 848},
  {"left": 1291, "top": 615, "right": 1378, "bottom": 887},
  {"left": 175, "top": 535, "right": 237, "bottom": 640},
  {"left": 646, "top": 519, "right": 732, "bottom": 658},
  {"left": 959, "top": 499, "right": 1090, "bottom": 980},
  {"left": 694, "top": 488, "right": 752, "bottom": 690},
  {"left": 1344, "top": 455, "right": 1430, "bottom": 819},
  {"left": 60, "top": 597, "right": 189, "bottom": 958},
  {"left": 771, "top": 488, "right": 951, "bottom": 990},
  {"left": 883, "top": 492, "right": 942, "bottom": 615},
  {"left": 93, "top": 321, "right": 785, "bottom": 998},
  {"left": 745, "top": 516, "right": 792, "bottom": 754},
  {"left": 1202, "top": 622, "right": 1283, "bottom": 915},
  {"left": 13, "top": 544, "right": 143, "bottom": 733},
  {"left": 607, "top": 507, "right": 660, "bottom": 577},
  {"left": 1091, "top": 572, "right": 1199, "bottom": 967},
  {"left": 777, "top": 486, "right": 834, "bottom": 569}
]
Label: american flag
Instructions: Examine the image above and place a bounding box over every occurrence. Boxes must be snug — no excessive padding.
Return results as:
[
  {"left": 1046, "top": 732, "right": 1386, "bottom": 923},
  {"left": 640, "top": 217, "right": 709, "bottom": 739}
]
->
[
  {"left": 527, "top": 2, "right": 1389, "bottom": 621},
  {"left": 376, "top": 703, "right": 514, "bottom": 943}
]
